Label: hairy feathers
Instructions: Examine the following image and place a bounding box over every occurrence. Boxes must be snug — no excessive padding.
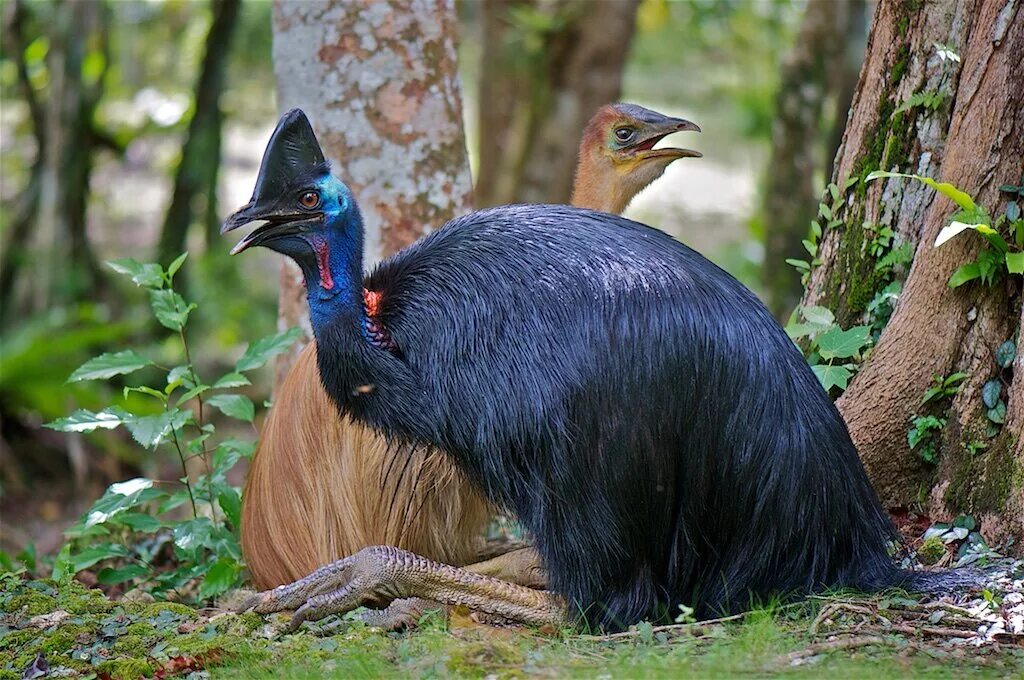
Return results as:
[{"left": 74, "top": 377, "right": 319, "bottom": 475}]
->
[{"left": 309, "top": 204, "right": 912, "bottom": 630}]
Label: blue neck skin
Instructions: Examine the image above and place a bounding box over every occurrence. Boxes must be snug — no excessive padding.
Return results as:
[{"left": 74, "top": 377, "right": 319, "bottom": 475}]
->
[{"left": 304, "top": 176, "right": 366, "bottom": 336}]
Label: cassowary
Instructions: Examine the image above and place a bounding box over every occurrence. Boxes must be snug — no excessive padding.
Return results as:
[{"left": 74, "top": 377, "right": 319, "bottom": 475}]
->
[
  {"left": 242, "top": 103, "right": 702, "bottom": 593},
  {"left": 226, "top": 109, "right": 955, "bottom": 632}
]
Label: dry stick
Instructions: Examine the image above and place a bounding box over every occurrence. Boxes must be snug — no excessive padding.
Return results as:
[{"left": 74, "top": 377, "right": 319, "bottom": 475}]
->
[
  {"left": 776, "top": 635, "right": 894, "bottom": 666},
  {"left": 862, "top": 624, "right": 977, "bottom": 639}
]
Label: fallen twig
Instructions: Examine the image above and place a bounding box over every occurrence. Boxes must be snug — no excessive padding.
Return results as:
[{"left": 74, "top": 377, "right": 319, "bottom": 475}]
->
[{"left": 776, "top": 635, "right": 894, "bottom": 666}]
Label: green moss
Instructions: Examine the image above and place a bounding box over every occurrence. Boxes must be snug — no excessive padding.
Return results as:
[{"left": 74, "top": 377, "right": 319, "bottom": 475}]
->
[
  {"left": 447, "top": 639, "right": 526, "bottom": 677},
  {"left": 5, "top": 591, "right": 58, "bottom": 616},
  {"left": 95, "top": 657, "right": 153, "bottom": 680},
  {"left": 0, "top": 671, "right": 18, "bottom": 680},
  {"left": 945, "top": 437, "right": 1017, "bottom": 514},
  {"left": 39, "top": 623, "right": 95, "bottom": 655},
  {"left": 134, "top": 601, "right": 198, "bottom": 620},
  {"left": 918, "top": 536, "right": 946, "bottom": 565},
  {"left": 125, "top": 621, "right": 157, "bottom": 637},
  {"left": 213, "top": 611, "right": 264, "bottom": 636},
  {"left": 0, "top": 630, "right": 39, "bottom": 653},
  {"left": 55, "top": 580, "right": 114, "bottom": 615}
]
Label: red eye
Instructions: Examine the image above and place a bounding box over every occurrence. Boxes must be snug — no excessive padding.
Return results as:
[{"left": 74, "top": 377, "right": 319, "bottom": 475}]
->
[{"left": 300, "top": 191, "right": 320, "bottom": 209}]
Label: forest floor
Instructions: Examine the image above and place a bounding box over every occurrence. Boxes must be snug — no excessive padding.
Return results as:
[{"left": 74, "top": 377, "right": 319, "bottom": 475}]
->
[{"left": 4, "top": 561, "right": 1023, "bottom": 679}]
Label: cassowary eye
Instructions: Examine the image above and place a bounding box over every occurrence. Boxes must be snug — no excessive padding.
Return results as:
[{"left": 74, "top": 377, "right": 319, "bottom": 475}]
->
[
  {"left": 614, "top": 127, "right": 634, "bottom": 143},
  {"left": 299, "top": 191, "right": 321, "bottom": 209}
]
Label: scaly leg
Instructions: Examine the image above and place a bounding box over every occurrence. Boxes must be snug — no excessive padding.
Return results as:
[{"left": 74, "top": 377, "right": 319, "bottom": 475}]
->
[
  {"left": 356, "top": 546, "right": 547, "bottom": 629},
  {"left": 242, "top": 545, "right": 565, "bottom": 632}
]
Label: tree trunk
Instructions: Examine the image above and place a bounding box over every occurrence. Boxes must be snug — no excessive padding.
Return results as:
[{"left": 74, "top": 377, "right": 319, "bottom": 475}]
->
[
  {"left": 0, "top": 0, "right": 46, "bottom": 323},
  {"left": 156, "top": 0, "right": 241, "bottom": 268},
  {"left": 271, "top": 0, "right": 474, "bottom": 380},
  {"left": 473, "top": 0, "right": 638, "bottom": 207},
  {"left": 800, "top": 0, "right": 1023, "bottom": 549},
  {"left": 761, "top": 0, "right": 866, "bottom": 319},
  {"left": 44, "top": 0, "right": 109, "bottom": 305}
]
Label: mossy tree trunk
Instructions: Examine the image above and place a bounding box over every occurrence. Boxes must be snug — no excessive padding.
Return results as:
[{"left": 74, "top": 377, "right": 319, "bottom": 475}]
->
[
  {"left": 271, "top": 0, "right": 474, "bottom": 381},
  {"left": 800, "top": 0, "right": 1023, "bottom": 548},
  {"left": 473, "top": 0, "right": 638, "bottom": 207}
]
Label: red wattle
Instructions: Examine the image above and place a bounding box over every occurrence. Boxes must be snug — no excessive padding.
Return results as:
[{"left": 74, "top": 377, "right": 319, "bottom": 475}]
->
[{"left": 311, "top": 236, "right": 334, "bottom": 290}]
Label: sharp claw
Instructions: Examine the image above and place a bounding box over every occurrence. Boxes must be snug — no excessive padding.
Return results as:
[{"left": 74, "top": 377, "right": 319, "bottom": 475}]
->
[{"left": 232, "top": 593, "right": 263, "bottom": 613}]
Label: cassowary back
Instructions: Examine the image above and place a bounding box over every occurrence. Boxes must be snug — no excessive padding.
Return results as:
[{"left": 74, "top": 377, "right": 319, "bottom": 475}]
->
[{"left": 332, "top": 204, "right": 900, "bottom": 630}]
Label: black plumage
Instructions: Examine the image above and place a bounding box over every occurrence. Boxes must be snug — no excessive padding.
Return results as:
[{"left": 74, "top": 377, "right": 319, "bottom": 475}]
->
[{"left": 226, "top": 110, "right": 962, "bottom": 632}]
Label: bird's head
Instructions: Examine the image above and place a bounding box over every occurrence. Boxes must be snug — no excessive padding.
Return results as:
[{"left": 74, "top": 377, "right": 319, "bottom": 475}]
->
[
  {"left": 574, "top": 103, "right": 701, "bottom": 213},
  {"left": 222, "top": 109, "right": 360, "bottom": 294}
]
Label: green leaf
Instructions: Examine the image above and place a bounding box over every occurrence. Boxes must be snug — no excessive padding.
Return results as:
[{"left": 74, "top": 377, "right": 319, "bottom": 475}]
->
[
  {"left": 73, "top": 478, "right": 165, "bottom": 531},
  {"left": 828, "top": 183, "right": 841, "bottom": 203},
  {"left": 206, "top": 394, "right": 255, "bottom": 422},
  {"left": 866, "top": 171, "right": 977, "bottom": 212},
  {"left": 995, "top": 340, "right": 1016, "bottom": 368},
  {"left": 121, "top": 408, "right": 192, "bottom": 449},
  {"left": 948, "top": 262, "right": 981, "bottom": 288},
  {"left": 213, "top": 372, "right": 251, "bottom": 389},
  {"left": 198, "top": 558, "right": 241, "bottom": 601},
  {"left": 45, "top": 408, "right": 125, "bottom": 433},
  {"left": 816, "top": 326, "right": 872, "bottom": 361},
  {"left": 124, "top": 385, "right": 167, "bottom": 403},
  {"left": 234, "top": 327, "right": 303, "bottom": 372},
  {"left": 218, "top": 487, "right": 242, "bottom": 529},
  {"left": 114, "top": 512, "right": 163, "bottom": 533},
  {"left": 811, "top": 364, "right": 852, "bottom": 392},
  {"left": 149, "top": 289, "right": 196, "bottom": 331},
  {"left": 176, "top": 384, "right": 210, "bottom": 405},
  {"left": 68, "top": 350, "right": 151, "bottom": 383},
  {"left": 1006, "top": 201, "right": 1021, "bottom": 222},
  {"left": 70, "top": 543, "right": 130, "bottom": 572},
  {"left": 166, "top": 252, "right": 188, "bottom": 280},
  {"left": 52, "top": 544, "right": 73, "bottom": 584},
  {"left": 213, "top": 439, "right": 256, "bottom": 471},
  {"left": 785, "top": 258, "right": 810, "bottom": 271},
  {"left": 802, "top": 306, "right": 836, "bottom": 327},
  {"left": 818, "top": 203, "right": 833, "bottom": 221},
  {"left": 97, "top": 564, "right": 150, "bottom": 586},
  {"left": 982, "top": 380, "right": 1002, "bottom": 409},
  {"left": 987, "top": 401, "right": 1006, "bottom": 424},
  {"left": 107, "top": 259, "right": 164, "bottom": 288},
  {"left": 1005, "top": 251, "right": 1024, "bottom": 275}
]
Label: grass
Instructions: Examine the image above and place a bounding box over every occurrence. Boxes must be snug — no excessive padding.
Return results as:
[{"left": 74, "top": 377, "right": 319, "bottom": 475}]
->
[{"left": 3, "top": 577, "right": 1021, "bottom": 679}]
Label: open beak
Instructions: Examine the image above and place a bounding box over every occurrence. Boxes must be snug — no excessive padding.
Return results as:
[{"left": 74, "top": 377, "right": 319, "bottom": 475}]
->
[
  {"left": 221, "top": 108, "right": 327, "bottom": 255},
  {"left": 631, "top": 115, "right": 702, "bottom": 160}
]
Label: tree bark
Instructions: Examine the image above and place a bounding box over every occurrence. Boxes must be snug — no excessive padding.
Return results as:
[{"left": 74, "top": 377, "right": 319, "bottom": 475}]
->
[
  {"left": 761, "top": 0, "right": 866, "bottom": 319},
  {"left": 800, "top": 0, "right": 1023, "bottom": 548},
  {"left": 473, "top": 0, "right": 638, "bottom": 207},
  {"left": 0, "top": 0, "right": 46, "bottom": 322},
  {"left": 271, "top": 0, "right": 474, "bottom": 380},
  {"left": 157, "top": 0, "right": 241, "bottom": 268}
]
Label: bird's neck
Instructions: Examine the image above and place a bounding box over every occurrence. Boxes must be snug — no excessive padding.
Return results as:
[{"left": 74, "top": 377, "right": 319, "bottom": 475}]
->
[
  {"left": 305, "top": 216, "right": 365, "bottom": 336},
  {"left": 571, "top": 153, "right": 631, "bottom": 214}
]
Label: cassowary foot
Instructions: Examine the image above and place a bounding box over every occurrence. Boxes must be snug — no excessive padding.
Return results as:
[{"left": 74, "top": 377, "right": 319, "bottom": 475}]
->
[
  {"left": 245, "top": 546, "right": 566, "bottom": 632},
  {"left": 359, "top": 597, "right": 445, "bottom": 630}
]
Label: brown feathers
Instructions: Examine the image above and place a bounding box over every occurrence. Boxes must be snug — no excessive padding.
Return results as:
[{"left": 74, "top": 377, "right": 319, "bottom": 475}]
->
[{"left": 242, "top": 344, "right": 491, "bottom": 589}]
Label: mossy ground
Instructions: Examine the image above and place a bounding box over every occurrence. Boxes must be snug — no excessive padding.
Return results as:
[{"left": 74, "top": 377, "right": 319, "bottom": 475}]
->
[{"left": 2, "top": 577, "right": 1022, "bottom": 679}]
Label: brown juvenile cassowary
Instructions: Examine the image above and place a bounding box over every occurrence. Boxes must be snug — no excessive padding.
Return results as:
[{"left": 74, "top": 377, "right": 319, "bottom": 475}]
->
[
  {"left": 242, "top": 103, "right": 701, "bottom": 592},
  {"left": 227, "top": 110, "right": 964, "bottom": 632}
]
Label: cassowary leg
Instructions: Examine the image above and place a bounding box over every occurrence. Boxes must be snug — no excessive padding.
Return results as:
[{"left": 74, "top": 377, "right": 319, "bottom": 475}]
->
[
  {"left": 245, "top": 546, "right": 566, "bottom": 632},
  {"left": 357, "top": 547, "right": 547, "bottom": 630}
]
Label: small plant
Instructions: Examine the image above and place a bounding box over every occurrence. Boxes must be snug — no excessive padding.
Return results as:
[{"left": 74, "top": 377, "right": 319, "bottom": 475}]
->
[
  {"left": 45, "top": 255, "right": 300, "bottom": 602},
  {"left": 907, "top": 415, "right": 945, "bottom": 464},
  {"left": 786, "top": 305, "right": 872, "bottom": 394},
  {"left": 866, "top": 171, "right": 1024, "bottom": 287},
  {"left": 981, "top": 338, "right": 1016, "bottom": 435},
  {"left": 920, "top": 372, "right": 967, "bottom": 406},
  {"left": 786, "top": 177, "right": 858, "bottom": 283}
]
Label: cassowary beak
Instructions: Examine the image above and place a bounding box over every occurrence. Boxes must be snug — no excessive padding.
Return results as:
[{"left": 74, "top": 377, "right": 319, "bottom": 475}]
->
[
  {"left": 222, "top": 108, "right": 327, "bottom": 254},
  {"left": 630, "top": 112, "right": 702, "bottom": 161}
]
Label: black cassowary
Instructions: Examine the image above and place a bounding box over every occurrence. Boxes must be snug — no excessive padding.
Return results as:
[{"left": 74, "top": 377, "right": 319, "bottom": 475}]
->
[{"left": 225, "top": 110, "right": 963, "bottom": 632}]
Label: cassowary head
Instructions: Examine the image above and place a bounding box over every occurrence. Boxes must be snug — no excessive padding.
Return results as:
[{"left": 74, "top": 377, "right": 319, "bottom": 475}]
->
[
  {"left": 222, "top": 109, "right": 358, "bottom": 294},
  {"left": 574, "top": 103, "right": 701, "bottom": 214}
]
